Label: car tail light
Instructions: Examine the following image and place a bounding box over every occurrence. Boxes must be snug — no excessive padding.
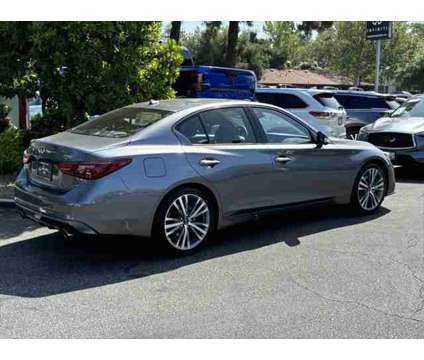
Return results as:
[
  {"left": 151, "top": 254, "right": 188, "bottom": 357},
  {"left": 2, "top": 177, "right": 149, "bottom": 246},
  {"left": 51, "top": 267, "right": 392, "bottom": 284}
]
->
[
  {"left": 58, "top": 159, "right": 132, "bottom": 180},
  {"left": 309, "top": 111, "right": 335, "bottom": 119},
  {"left": 23, "top": 149, "right": 31, "bottom": 164}
]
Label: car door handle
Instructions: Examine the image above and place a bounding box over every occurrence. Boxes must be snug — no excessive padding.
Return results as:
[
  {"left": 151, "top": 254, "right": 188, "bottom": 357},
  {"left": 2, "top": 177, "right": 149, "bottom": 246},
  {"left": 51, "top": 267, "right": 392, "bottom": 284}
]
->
[
  {"left": 274, "top": 156, "right": 293, "bottom": 165},
  {"left": 199, "top": 158, "right": 220, "bottom": 168}
]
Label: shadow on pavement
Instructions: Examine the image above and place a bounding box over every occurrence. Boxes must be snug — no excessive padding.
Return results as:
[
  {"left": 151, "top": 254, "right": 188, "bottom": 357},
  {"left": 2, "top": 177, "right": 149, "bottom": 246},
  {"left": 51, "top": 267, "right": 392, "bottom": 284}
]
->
[
  {"left": 0, "top": 206, "right": 40, "bottom": 240},
  {"left": 394, "top": 166, "right": 424, "bottom": 184},
  {"left": 0, "top": 204, "right": 390, "bottom": 298}
]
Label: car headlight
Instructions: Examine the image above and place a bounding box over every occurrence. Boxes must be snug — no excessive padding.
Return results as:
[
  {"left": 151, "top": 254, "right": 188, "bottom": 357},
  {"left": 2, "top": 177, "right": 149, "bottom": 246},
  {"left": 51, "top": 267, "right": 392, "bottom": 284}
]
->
[
  {"left": 383, "top": 151, "right": 395, "bottom": 162},
  {"left": 357, "top": 126, "right": 368, "bottom": 140}
]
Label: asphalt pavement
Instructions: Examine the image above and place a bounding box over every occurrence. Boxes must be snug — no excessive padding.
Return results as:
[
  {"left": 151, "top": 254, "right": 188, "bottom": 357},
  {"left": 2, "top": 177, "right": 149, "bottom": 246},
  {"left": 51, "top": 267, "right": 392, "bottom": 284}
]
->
[{"left": 0, "top": 167, "right": 423, "bottom": 338}]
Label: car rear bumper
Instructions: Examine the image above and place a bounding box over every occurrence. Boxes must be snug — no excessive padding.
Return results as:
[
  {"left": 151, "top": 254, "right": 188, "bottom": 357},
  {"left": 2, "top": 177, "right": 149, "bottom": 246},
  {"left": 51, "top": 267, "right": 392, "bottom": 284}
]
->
[
  {"left": 16, "top": 197, "right": 98, "bottom": 235},
  {"left": 14, "top": 168, "right": 160, "bottom": 237}
]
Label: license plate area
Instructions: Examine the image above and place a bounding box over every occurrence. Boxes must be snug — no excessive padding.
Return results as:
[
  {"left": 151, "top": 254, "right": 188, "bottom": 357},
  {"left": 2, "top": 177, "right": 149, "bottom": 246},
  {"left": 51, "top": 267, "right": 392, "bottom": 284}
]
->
[{"left": 36, "top": 161, "right": 53, "bottom": 181}]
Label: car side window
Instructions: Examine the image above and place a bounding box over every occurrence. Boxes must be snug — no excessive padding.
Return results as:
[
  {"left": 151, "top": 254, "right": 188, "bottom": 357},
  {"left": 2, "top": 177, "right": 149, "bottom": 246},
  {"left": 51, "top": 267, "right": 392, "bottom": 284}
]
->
[
  {"left": 200, "top": 107, "right": 256, "bottom": 144},
  {"left": 256, "top": 92, "right": 307, "bottom": 109},
  {"left": 176, "top": 115, "right": 208, "bottom": 144},
  {"left": 253, "top": 108, "right": 311, "bottom": 144}
]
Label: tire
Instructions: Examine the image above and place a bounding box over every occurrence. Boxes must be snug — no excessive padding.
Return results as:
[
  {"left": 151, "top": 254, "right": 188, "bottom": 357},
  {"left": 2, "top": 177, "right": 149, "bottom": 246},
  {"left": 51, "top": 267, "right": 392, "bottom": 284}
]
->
[
  {"left": 350, "top": 163, "right": 386, "bottom": 214},
  {"left": 153, "top": 187, "right": 216, "bottom": 254}
]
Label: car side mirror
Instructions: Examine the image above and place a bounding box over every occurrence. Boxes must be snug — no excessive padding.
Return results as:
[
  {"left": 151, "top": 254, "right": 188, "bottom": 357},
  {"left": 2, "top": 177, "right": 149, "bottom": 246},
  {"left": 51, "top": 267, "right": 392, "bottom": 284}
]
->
[{"left": 316, "top": 131, "right": 329, "bottom": 148}]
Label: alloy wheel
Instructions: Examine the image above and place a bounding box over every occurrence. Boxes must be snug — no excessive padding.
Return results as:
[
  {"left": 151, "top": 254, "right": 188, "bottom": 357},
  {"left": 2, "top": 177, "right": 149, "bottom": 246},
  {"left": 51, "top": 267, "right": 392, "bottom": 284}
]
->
[
  {"left": 164, "top": 193, "right": 210, "bottom": 251},
  {"left": 357, "top": 167, "right": 385, "bottom": 211}
]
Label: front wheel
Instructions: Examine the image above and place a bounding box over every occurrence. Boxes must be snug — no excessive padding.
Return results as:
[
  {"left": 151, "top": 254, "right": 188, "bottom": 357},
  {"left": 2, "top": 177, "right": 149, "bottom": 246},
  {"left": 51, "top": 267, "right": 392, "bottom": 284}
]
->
[
  {"left": 154, "top": 188, "right": 215, "bottom": 254},
  {"left": 351, "top": 164, "right": 386, "bottom": 213}
]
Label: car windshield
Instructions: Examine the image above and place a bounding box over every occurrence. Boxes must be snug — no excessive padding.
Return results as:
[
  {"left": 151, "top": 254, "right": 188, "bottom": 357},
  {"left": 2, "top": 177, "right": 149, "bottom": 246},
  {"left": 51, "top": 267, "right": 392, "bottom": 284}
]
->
[
  {"left": 390, "top": 99, "right": 424, "bottom": 118},
  {"left": 70, "top": 107, "right": 172, "bottom": 138}
]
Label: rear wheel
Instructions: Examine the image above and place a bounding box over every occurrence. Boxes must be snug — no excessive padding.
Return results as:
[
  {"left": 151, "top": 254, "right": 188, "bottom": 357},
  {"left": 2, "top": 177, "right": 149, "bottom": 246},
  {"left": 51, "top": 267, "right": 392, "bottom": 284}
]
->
[
  {"left": 154, "top": 188, "right": 215, "bottom": 254},
  {"left": 351, "top": 164, "right": 386, "bottom": 213}
]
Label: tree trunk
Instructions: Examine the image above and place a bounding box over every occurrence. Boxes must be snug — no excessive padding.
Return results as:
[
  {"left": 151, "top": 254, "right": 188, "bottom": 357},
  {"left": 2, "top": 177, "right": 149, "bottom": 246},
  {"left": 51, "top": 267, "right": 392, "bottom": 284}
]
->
[
  {"left": 170, "top": 21, "right": 182, "bottom": 43},
  {"left": 18, "top": 95, "right": 28, "bottom": 130},
  {"left": 225, "top": 21, "right": 239, "bottom": 67}
]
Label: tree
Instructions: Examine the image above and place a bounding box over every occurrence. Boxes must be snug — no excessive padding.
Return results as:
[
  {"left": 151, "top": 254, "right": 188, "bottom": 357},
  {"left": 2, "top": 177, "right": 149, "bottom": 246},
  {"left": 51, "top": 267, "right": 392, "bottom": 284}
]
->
[
  {"left": 170, "top": 21, "right": 182, "bottom": 43},
  {"left": 297, "top": 21, "right": 333, "bottom": 40},
  {"left": 225, "top": 21, "right": 240, "bottom": 67},
  {"left": 396, "top": 47, "right": 424, "bottom": 91},
  {"left": 182, "top": 22, "right": 226, "bottom": 66},
  {"left": 0, "top": 22, "right": 182, "bottom": 129},
  {"left": 303, "top": 22, "right": 423, "bottom": 88},
  {"left": 263, "top": 21, "right": 303, "bottom": 69},
  {"left": 0, "top": 22, "right": 38, "bottom": 128}
]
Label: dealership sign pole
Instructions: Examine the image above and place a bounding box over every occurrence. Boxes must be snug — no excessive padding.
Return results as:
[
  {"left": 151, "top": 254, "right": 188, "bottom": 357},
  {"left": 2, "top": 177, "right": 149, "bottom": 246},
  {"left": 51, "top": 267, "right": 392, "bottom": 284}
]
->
[{"left": 366, "top": 21, "right": 393, "bottom": 92}]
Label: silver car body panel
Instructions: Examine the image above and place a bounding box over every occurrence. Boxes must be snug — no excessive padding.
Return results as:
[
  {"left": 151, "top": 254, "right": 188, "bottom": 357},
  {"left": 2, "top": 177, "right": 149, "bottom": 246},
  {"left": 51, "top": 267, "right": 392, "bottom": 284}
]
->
[{"left": 15, "top": 99, "right": 395, "bottom": 238}]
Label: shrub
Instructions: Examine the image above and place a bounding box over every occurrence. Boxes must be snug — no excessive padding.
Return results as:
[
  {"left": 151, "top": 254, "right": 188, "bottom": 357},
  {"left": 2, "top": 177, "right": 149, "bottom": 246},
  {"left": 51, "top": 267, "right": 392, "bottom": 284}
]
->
[
  {"left": 22, "top": 113, "right": 65, "bottom": 148},
  {"left": 0, "top": 128, "right": 24, "bottom": 175}
]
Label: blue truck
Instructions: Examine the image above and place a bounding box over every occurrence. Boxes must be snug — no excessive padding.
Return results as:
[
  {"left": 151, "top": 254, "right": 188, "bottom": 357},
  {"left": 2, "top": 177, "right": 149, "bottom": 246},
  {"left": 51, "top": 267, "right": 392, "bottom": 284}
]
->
[{"left": 174, "top": 48, "right": 257, "bottom": 100}]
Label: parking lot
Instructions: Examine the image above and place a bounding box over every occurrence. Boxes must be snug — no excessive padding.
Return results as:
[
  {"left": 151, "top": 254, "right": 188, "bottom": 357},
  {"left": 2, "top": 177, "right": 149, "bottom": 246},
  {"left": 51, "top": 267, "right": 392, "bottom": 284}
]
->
[{"left": 0, "top": 167, "right": 423, "bottom": 338}]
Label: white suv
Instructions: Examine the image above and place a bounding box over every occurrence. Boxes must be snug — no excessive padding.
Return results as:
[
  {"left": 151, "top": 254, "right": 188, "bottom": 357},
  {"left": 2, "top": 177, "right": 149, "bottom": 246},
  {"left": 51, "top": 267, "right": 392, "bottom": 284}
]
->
[{"left": 255, "top": 87, "right": 347, "bottom": 138}]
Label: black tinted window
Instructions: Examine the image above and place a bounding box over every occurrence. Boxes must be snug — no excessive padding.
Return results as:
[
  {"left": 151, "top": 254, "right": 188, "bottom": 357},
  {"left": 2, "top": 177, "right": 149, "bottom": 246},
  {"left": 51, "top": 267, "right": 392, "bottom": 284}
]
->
[
  {"left": 334, "top": 95, "right": 391, "bottom": 109},
  {"left": 176, "top": 115, "right": 208, "bottom": 144},
  {"left": 313, "top": 94, "right": 342, "bottom": 109},
  {"left": 256, "top": 92, "right": 307, "bottom": 109},
  {"left": 200, "top": 108, "right": 256, "bottom": 144}
]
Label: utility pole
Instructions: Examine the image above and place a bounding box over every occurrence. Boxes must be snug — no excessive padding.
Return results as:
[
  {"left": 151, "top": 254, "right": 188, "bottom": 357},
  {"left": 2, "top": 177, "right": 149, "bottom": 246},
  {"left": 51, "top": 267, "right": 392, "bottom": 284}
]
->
[{"left": 375, "top": 39, "right": 381, "bottom": 92}]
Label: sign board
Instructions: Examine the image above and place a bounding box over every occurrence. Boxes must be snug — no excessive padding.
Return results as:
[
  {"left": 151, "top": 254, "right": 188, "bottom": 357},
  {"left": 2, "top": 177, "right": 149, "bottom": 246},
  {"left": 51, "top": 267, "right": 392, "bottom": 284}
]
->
[{"left": 366, "top": 21, "right": 392, "bottom": 40}]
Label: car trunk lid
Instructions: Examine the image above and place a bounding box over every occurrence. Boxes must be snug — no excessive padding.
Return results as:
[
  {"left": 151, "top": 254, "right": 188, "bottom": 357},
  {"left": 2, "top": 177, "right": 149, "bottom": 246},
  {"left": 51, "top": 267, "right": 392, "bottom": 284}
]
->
[{"left": 27, "top": 131, "right": 129, "bottom": 192}]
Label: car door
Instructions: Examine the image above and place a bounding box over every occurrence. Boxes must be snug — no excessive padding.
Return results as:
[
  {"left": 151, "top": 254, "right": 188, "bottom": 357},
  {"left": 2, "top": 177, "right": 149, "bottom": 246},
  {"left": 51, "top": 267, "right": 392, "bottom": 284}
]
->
[
  {"left": 248, "top": 106, "right": 350, "bottom": 205},
  {"left": 176, "top": 107, "right": 277, "bottom": 216}
]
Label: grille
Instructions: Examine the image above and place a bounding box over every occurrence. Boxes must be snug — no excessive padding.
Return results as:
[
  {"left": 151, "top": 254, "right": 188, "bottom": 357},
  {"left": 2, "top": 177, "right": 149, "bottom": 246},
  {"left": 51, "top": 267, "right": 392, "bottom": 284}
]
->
[{"left": 368, "top": 132, "right": 414, "bottom": 149}]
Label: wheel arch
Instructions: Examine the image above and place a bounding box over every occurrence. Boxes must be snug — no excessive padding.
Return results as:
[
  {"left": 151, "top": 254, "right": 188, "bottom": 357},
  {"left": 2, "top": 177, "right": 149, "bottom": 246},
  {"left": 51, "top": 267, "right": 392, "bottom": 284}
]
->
[
  {"left": 151, "top": 181, "right": 221, "bottom": 237},
  {"left": 356, "top": 157, "right": 390, "bottom": 195}
]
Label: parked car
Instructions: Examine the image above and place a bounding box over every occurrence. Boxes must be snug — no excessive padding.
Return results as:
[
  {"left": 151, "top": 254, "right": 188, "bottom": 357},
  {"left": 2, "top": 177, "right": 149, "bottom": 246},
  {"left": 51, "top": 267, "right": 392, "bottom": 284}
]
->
[
  {"left": 15, "top": 99, "right": 395, "bottom": 254},
  {"left": 390, "top": 91, "right": 412, "bottom": 99},
  {"left": 174, "top": 65, "right": 256, "bottom": 100},
  {"left": 357, "top": 95, "right": 424, "bottom": 167},
  {"left": 333, "top": 91, "right": 400, "bottom": 139},
  {"left": 255, "top": 88, "right": 347, "bottom": 138}
]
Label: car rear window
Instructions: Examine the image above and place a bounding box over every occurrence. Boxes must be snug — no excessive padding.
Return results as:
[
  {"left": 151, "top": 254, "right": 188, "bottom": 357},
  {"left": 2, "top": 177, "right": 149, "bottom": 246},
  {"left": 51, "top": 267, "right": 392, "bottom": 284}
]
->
[
  {"left": 313, "top": 93, "right": 342, "bottom": 109},
  {"left": 71, "top": 107, "right": 172, "bottom": 138},
  {"left": 334, "top": 95, "right": 391, "bottom": 109},
  {"left": 256, "top": 92, "right": 307, "bottom": 109},
  {"left": 391, "top": 99, "right": 424, "bottom": 118}
]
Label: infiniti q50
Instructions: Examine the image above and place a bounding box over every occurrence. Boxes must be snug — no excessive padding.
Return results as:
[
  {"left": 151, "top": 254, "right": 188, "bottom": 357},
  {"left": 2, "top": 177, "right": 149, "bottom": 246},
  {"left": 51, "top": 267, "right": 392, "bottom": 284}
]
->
[{"left": 15, "top": 99, "right": 395, "bottom": 253}]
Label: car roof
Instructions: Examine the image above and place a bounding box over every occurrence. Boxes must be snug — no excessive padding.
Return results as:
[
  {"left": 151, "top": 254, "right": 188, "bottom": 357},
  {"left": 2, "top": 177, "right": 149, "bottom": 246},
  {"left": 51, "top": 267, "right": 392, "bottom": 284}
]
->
[
  {"left": 128, "top": 98, "right": 253, "bottom": 113},
  {"left": 256, "top": 87, "right": 335, "bottom": 96},
  {"left": 334, "top": 90, "right": 393, "bottom": 98}
]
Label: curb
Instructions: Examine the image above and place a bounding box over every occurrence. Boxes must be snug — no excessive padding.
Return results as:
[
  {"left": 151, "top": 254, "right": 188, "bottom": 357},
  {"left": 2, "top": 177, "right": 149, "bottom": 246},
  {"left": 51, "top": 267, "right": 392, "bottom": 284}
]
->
[{"left": 0, "top": 199, "right": 15, "bottom": 207}]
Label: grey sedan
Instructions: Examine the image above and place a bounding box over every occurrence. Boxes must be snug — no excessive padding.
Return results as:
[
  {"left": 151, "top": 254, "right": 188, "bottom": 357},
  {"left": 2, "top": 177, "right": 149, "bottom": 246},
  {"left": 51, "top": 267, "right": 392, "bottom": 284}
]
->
[
  {"left": 15, "top": 99, "right": 395, "bottom": 253},
  {"left": 358, "top": 95, "right": 424, "bottom": 167}
]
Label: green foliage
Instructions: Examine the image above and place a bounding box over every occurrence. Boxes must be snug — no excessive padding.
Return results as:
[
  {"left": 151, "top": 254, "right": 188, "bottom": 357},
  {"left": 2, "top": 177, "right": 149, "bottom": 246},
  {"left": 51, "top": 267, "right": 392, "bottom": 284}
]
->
[
  {"left": 263, "top": 21, "right": 304, "bottom": 69},
  {"left": 0, "top": 128, "right": 23, "bottom": 175},
  {"left": 0, "top": 22, "right": 183, "bottom": 128},
  {"left": 396, "top": 47, "right": 424, "bottom": 91},
  {"left": 21, "top": 113, "right": 66, "bottom": 148},
  {"left": 0, "top": 22, "right": 38, "bottom": 98},
  {"left": 301, "top": 22, "right": 424, "bottom": 87}
]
